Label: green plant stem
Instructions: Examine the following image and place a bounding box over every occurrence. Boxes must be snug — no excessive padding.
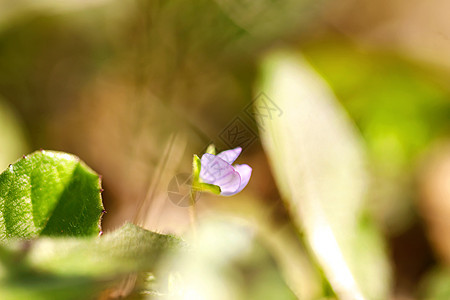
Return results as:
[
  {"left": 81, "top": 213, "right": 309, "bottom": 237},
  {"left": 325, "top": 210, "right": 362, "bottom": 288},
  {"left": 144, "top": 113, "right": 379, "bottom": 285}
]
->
[{"left": 189, "top": 189, "right": 197, "bottom": 241}]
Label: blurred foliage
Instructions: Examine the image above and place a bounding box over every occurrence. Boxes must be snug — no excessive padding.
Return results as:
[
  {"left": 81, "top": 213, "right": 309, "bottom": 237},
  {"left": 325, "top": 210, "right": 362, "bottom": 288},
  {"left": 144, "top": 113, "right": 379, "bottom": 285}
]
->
[
  {"left": 0, "top": 223, "right": 183, "bottom": 300},
  {"left": 0, "top": 150, "right": 184, "bottom": 299},
  {"left": 419, "top": 267, "right": 450, "bottom": 299},
  {"left": 258, "top": 51, "right": 391, "bottom": 299},
  {"left": 210, "top": 193, "right": 325, "bottom": 299},
  {"left": 25, "top": 223, "right": 183, "bottom": 277},
  {"left": 302, "top": 40, "right": 450, "bottom": 171},
  {"left": 153, "top": 217, "right": 297, "bottom": 300},
  {"left": 302, "top": 40, "right": 450, "bottom": 234},
  {"left": 0, "top": 0, "right": 449, "bottom": 299},
  {"left": 0, "top": 99, "right": 28, "bottom": 171}
]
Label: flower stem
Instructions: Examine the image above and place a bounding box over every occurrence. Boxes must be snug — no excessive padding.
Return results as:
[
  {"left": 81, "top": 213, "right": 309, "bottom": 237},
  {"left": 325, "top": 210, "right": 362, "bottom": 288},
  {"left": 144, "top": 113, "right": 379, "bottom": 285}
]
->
[{"left": 189, "top": 188, "right": 197, "bottom": 240}]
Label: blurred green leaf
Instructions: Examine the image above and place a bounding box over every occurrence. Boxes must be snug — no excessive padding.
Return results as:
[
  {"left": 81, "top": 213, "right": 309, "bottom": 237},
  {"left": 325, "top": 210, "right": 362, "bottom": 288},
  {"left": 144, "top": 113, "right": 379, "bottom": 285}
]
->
[
  {"left": 26, "top": 223, "right": 184, "bottom": 276},
  {"left": 0, "top": 223, "right": 184, "bottom": 299},
  {"left": 0, "top": 98, "right": 28, "bottom": 171},
  {"left": 257, "top": 51, "right": 391, "bottom": 299},
  {"left": 213, "top": 0, "right": 326, "bottom": 41},
  {"left": 0, "top": 272, "right": 104, "bottom": 300},
  {"left": 302, "top": 40, "right": 450, "bottom": 234},
  {"left": 302, "top": 41, "right": 450, "bottom": 172},
  {"left": 0, "top": 150, "right": 104, "bottom": 240},
  {"left": 419, "top": 267, "right": 450, "bottom": 300},
  {"left": 231, "top": 195, "right": 323, "bottom": 299},
  {"left": 155, "top": 217, "right": 296, "bottom": 300},
  {"left": 0, "top": 0, "right": 111, "bottom": 30}
]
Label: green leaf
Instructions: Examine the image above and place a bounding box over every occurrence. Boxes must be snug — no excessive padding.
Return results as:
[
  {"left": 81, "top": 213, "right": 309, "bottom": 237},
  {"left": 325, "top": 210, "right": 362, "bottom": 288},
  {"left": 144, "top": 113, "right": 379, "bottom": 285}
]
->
[
  {"left": 25, "top": 223, "right": 184, "bottom": 276},
  {"left": 0, "top": 150, "right": 104, "bottom": 240},
  {"left": 257, "top": 51, "right": 391, "bottom": 299},
  {"left": 0, "top": 223, "right": 184, "bottom": 299}
]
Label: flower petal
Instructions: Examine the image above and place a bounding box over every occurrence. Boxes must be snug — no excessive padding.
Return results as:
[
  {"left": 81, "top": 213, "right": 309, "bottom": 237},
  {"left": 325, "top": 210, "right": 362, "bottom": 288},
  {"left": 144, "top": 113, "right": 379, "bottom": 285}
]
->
[
  {"left": 200, "top": 153, "right": 241, "bottom": 195},
  {"left": 199, "top": 153, "right": 218, "bottom": 182},
  {"left": 232, "top": 164, "right": 252, "bottom": 194},
  {"left": 216, "top": 147, "right": 242, "bottom": 164}
]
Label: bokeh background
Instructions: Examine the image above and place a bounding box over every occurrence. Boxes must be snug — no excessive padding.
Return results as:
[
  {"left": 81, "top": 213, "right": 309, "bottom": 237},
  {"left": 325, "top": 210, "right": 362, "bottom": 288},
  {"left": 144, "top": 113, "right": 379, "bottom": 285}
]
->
[{"left": 1, "top": 0, "right": 450, "bottom": 299}]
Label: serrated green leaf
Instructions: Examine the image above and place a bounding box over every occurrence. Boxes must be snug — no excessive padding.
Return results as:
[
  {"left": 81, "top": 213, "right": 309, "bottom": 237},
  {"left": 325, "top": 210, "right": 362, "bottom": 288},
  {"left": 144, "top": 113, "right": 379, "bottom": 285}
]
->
[{"left": 0, "top": 150, "right": 104, "bottom": 240}]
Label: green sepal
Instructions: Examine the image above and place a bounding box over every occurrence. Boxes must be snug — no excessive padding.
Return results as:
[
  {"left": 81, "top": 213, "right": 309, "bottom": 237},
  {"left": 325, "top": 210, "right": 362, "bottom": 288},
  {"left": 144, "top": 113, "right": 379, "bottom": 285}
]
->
[
  {"left": 192, "top": 154, "right": 201, "bottom": 185},
  {"left": 192, "top": 182, "right": 221, "bottom": 195},
  {"left": 191, "top": 154, "right": 221, "bottom": 195},
  {"left": 205, "top": 144, "right": 216, "bottom": 155}
]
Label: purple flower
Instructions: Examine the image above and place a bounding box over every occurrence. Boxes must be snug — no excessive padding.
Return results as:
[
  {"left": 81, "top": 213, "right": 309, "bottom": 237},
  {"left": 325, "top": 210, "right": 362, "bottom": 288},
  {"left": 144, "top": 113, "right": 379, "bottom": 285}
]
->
[{"left": 199, "top": 147, "right": 252, "bottom": 196}]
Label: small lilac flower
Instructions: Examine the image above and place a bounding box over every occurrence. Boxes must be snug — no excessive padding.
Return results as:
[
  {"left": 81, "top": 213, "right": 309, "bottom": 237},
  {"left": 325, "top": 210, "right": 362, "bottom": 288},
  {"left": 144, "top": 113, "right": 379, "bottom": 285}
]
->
[{"left": 199, "top": 147, "right": 252, "bottom": 196}]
